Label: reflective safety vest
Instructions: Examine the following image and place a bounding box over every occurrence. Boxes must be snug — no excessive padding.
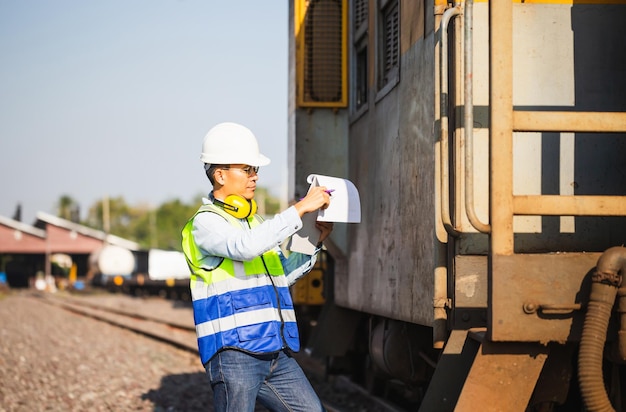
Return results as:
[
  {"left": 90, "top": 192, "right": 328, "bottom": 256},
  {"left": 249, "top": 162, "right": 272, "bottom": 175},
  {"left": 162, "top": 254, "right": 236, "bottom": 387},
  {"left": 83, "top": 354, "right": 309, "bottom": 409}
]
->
[{"left": 181, "top": 203, "right": 300, "bottom": 365}]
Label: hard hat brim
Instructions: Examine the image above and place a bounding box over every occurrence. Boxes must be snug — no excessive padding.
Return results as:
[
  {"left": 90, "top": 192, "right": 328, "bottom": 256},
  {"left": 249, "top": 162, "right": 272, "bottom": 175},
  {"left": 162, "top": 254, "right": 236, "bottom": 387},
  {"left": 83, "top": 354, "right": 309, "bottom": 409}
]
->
[
  {"left": 245, "top": 153, "right": 271, "bottom": 167},
  {"left": 200, "top": 153, "right": 271, "bottom": 167}
]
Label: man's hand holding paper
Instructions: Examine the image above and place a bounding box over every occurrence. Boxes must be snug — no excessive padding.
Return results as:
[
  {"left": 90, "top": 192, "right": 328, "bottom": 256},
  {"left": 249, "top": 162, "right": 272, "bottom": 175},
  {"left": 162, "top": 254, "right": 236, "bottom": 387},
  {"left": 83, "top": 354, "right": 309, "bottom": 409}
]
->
[
  {"left": 287, "top": 174, "right": 361, "bottom": 254},
  {"left": 294, "top": 185, "right": 332, "bottom": 217}
]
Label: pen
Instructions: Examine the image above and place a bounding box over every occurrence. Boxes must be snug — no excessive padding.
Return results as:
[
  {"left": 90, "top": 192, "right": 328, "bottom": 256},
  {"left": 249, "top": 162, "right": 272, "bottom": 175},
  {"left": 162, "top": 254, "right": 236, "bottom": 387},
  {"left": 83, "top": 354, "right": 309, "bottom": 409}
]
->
[{"left": 299, "top": 189, "right": 334, "bottom": 201}]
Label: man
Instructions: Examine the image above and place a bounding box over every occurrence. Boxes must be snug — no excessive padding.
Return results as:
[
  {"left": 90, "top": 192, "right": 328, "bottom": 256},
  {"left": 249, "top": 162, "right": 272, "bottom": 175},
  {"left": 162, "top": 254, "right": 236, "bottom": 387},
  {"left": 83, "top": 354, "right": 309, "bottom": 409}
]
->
[{"left": 182, "top": 122, "right": 333, "bottom": 412}]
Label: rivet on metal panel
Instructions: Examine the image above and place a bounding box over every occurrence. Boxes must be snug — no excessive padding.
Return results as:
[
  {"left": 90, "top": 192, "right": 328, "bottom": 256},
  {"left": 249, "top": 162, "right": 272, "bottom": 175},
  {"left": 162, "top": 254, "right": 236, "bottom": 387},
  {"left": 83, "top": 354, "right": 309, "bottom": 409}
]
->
[{"left": 523, "top": 302, "right": 538, "bottom": 314}]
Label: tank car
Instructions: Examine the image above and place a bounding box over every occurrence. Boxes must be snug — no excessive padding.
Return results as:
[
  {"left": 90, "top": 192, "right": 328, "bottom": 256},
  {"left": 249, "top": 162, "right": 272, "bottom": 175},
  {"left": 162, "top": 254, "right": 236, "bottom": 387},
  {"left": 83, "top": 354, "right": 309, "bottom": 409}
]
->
[
  {"left": 91, "top": 246, "right": 191, "bottom": 301},
  {"left": 288, "top": 0, "right": 626, "bottom": 410}
]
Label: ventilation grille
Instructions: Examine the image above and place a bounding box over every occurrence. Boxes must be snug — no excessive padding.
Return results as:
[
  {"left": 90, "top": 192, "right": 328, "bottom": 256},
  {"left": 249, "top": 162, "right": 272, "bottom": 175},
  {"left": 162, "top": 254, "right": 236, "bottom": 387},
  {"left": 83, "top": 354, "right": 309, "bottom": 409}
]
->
[
  {"left": 296, "top": 0, "right": 348, "bottom": 107},
  {"left": 354, "top": 0, "right": 368, "bottom": 30},
  {"left": 380, "top": 1, "right": 399, "bottom": 85}
]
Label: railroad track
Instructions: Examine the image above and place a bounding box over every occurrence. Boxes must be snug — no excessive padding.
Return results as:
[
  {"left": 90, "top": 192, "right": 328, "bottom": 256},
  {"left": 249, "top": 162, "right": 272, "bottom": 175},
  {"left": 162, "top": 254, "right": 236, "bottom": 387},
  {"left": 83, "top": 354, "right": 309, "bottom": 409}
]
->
[
  {"left": 33, "top": 291, "right": 198, "bottom": 352},
  {"left": 33, "top": 291, "right": 404, "bottom": 412}
]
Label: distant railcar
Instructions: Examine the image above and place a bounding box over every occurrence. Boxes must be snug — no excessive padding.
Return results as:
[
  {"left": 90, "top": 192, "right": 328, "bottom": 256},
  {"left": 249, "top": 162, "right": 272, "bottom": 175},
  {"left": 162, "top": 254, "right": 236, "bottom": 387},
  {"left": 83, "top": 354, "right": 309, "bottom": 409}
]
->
[
  {"left": 91, "top": 246, "right": 191, "bottom": 301},
  {"left": 91, "top": 245, "right": 328, "bottom": 311}
]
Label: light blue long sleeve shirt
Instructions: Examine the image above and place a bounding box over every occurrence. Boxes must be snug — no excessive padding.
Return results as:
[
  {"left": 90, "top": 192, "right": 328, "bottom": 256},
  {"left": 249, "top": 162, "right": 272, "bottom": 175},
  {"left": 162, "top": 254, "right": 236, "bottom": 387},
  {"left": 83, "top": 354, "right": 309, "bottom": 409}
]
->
[{"left": 191, "top": 195, "right": 319, "bottom": 286}]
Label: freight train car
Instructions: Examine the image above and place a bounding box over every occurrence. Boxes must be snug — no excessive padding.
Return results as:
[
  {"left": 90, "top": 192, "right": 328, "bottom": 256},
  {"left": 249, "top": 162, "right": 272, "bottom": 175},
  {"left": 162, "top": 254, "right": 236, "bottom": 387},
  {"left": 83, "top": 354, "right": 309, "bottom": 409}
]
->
[
  {"left": 90, "top": 245, "right": 328, "bottom": 314},
  {"left": 288, "top": 0, "right": 626, "bottom": 410},
  {"left": 91, "top": 246, "right": 191, "bottom": 301}
]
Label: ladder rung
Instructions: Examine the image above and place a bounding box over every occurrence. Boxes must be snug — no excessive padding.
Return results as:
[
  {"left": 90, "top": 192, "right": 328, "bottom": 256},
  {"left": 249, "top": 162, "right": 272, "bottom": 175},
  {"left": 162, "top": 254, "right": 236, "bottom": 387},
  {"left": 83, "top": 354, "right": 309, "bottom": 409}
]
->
[
  {"left": 514, "top": 195, "right": 626, "bottom": 216},
  {"left": 513, "top": 111, "right": 626, "bottom": 133}
]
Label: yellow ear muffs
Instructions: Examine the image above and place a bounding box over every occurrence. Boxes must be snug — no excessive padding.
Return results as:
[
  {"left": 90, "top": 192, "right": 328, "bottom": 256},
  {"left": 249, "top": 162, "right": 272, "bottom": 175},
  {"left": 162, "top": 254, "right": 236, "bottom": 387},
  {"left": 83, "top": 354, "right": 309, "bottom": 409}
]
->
[{"left": 219, "top": 195, "right": 257, "bottom": 219}]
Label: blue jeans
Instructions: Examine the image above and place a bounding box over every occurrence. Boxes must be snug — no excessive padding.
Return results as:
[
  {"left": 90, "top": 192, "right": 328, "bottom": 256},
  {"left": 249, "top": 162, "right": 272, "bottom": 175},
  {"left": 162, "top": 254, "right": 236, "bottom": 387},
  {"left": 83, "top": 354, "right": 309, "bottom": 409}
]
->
[{"left": 206, "top": 349, "right": 325, "bottom": 412}]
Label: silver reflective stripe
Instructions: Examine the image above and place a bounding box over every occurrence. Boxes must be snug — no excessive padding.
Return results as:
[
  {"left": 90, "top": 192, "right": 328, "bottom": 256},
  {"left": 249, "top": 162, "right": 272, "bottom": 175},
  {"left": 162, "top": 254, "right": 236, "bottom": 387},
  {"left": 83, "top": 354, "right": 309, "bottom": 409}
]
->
[
  {"left": 191, "top": 274, "right": 272, "bottom": 301},
  {"left": 191, "top": 285, "right": 207, "bottom": 302},
  {"left": 232, "top": 260, "right": 246, "bottom": 278},
  {"left": 191, "top": 272, "right": 289, "bottom": 301},
  {"left": 279, "top": 308, "right": 297, "bottom": 322},
  {"left": 211, "top": 272, "right": 271, "bottom": 294},
  {"left": 196, "top": 307, "right": 297, "bottom": 338}
]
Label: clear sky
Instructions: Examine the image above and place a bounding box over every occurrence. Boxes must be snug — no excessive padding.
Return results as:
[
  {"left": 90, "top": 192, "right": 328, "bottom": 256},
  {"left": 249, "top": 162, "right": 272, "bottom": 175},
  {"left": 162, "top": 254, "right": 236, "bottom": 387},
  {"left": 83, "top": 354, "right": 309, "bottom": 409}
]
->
[{"left": 0, "top": 1, "right": 289, "bottom": 224}]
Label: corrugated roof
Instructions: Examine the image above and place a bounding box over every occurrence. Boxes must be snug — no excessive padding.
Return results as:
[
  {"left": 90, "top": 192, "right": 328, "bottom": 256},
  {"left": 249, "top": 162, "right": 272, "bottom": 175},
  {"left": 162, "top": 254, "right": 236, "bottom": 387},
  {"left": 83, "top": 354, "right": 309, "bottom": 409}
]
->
[
  {"left": 0, "top": 215, "right": 46, "bottom": 238},
  {"left": 34, "top": 212, "right": 142, "bottom": 251},
  {"left": 0, "top": 212, "right": 142, "bottom": 254}
]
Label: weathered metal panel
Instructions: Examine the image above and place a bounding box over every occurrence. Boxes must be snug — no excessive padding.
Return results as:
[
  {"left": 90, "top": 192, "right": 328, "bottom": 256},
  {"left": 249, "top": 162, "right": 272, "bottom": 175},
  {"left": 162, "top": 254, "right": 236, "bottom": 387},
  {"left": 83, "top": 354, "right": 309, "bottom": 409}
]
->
[
  {"left": 293, "top": 111, "right": 350, "bottom": 252},
  {"left": 454, "top": 255, "right": 488, "bottom": 329},
  {"left": 340, "top": 28, "right": 436, "bottom": 326},
  {"left": 418, "top": 330, "right": 481, "bottom": 412},
  {"left": 491, "top": 252, "right": 601, "bottom": 343},
  {"left": 421, "top": 329, "right": 550, "bottom": 411},
  {"left": 454, "top": 255, "right": 487, "bottom": 309},
  {"left": 454, "top": 334, "right": 549, "bottom": 412}
]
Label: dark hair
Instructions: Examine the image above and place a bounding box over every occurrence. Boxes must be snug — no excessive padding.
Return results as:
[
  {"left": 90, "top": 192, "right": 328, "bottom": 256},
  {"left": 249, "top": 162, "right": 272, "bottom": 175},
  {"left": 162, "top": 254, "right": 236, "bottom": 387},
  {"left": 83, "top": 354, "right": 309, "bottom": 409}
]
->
[{"left": 205, "top": 164, "right": 228, "bottom": 185}]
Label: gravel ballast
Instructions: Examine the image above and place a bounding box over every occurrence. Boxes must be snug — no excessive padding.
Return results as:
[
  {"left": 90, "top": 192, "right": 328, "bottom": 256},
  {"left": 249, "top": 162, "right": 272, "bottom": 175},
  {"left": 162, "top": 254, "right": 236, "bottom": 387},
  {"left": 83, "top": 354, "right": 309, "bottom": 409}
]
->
[
  {"left": 0, "top": 290, "right": 403, "bottom": 412},
  {"left": 0, "top": 290, "right": 219, "bottom": 411}
]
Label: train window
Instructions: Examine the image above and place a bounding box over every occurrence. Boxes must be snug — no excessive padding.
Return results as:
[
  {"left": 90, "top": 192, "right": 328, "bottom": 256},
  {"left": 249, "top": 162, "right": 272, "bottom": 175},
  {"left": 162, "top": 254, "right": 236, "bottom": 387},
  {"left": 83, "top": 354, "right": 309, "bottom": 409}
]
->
[
  {"left": 355, "top": 44, "right": 368, "bottom": 110},
  {"left": 351, "top": 0, "right": 369, "bottom": 116},
  {"left": 295, "top": 0, "right": 348, "bottom": 108},
  {"left": 376, "top": 0, "right": 399, "bottom": 100}
]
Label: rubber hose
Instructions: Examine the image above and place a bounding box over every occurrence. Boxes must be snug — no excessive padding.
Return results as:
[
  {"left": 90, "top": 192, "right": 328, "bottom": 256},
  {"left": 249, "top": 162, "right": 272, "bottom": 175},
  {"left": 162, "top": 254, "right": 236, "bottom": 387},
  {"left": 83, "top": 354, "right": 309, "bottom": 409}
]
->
[
  {"left": 579, "top": 246, "right": 626, "bottom": 412},
  {"left": 578, "top": 282, "right": 617, "bottom": 412}
]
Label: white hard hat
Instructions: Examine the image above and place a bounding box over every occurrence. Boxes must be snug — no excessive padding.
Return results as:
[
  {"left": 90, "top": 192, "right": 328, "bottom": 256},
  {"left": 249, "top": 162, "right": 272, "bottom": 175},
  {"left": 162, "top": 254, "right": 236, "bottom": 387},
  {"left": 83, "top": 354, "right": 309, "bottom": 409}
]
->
[{"left": 200, "top": 122, "right": 271, "bottom": 166}]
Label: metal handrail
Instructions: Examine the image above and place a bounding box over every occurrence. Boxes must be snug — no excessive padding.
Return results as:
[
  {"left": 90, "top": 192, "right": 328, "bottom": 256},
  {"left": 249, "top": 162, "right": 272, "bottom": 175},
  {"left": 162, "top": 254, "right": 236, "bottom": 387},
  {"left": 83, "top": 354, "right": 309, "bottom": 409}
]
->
[
  {"left": 463, "top": 0, "right": 490, "bottom": 234},
  {"left": 439, "top": 4, "right": 462, "bottom": 236}
]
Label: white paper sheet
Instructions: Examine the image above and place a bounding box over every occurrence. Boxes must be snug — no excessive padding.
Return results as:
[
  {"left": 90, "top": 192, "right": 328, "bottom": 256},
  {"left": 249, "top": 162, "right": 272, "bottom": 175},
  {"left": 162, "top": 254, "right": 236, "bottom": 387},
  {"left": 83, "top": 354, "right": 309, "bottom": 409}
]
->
[
  {"left": 286, "top": 174, "right": 361, "bottom": 254},
  {"left": 308, "top": 174, "right": 361, "bottom": 223},
  {"left": 285, "top": 212, "right": 320, "bottom": 255}
]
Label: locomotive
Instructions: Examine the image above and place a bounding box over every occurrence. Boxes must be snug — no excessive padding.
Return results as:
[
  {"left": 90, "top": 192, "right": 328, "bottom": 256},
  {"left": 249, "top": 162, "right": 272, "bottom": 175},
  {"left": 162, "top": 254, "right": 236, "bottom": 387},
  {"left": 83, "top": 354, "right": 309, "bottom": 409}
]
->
[{"left": 288, "top": 0, "right": 626, "bottom": 410}]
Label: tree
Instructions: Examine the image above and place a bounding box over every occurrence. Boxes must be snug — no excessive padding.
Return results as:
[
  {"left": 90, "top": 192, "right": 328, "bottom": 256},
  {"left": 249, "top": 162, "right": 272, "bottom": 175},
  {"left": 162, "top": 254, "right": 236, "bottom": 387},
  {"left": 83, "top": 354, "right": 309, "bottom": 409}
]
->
[
  {"left": 12, "top": 203, "right": 22, "bottom": 222},
  {"left": 56, "top": 195, "right": 80, "bottom": 222},
  {"left": 84, "top": 196, "right": 138, "bottom": 239},
  {"left": 255, "top": 187, "right": 282, "bottom": 215},
  {"left": 77, "top": 188, "right": 283, "bottom": 252},
  {"left": 125, "top": 197, "right": 201, "bottom": 251},
  {"left": 151, "top": 198, "right": 201, "bottom": 251}
]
